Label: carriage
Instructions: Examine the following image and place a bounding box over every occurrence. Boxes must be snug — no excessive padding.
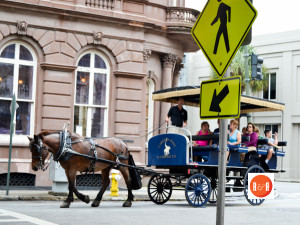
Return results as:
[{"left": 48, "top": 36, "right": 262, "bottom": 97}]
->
[
  {"left": 146, "top": 86, "right": 286, "bottom": 207},
  {"left": 29, "top": 86, "right": 286, "bottom": 208}
]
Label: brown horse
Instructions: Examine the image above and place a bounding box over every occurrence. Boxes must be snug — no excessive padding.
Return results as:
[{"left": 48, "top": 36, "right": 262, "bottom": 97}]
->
[{"left": 28, "top": 130, "right": 136, "bottom": 208}]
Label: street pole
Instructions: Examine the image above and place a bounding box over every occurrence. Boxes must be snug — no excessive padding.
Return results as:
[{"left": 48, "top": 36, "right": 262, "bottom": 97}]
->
[
  {"left": 6, "top": 93, "right": 17, "bottom": 196},
  {"left": 216, "top": 68, "right": 229, "bottom": 225}
]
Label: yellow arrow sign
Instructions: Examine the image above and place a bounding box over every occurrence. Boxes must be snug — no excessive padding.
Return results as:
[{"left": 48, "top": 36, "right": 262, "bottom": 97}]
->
[
  {"left": 192, "top": 0, "right": 257, "bottom": 78},
  {"left": 200, "top": 76, "right": 241, "bottom": 119}
]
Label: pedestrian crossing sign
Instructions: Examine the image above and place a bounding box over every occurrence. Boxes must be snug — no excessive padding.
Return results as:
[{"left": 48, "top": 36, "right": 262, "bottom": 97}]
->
[{"left": 191, "top": 0, "right": 257, "bottom": 78}]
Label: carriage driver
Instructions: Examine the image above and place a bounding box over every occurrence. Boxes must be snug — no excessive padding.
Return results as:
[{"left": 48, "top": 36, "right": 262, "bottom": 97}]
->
[{"left": 165, "top": 97, "right": 188, "bottom": 135}]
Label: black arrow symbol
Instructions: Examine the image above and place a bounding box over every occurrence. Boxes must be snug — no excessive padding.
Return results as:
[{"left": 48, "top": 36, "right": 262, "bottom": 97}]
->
[{"left": 209, "top": 84, "right": 229, "bottom": 112}]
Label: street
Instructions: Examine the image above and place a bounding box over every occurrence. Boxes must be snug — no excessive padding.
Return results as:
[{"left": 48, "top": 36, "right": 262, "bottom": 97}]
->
[{"left": 1, "top": 182, "right": 300, "bottom": 225}]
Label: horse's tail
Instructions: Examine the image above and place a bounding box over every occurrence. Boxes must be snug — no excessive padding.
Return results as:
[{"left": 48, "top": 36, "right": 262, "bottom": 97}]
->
[{"left": 128, "top": 153, "right": 142, "bottom": 190}]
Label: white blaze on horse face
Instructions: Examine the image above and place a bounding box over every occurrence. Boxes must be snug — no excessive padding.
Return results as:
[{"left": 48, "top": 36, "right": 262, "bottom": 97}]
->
[{"left": 164, "top": 140, "right": 171, "bottom": 156}]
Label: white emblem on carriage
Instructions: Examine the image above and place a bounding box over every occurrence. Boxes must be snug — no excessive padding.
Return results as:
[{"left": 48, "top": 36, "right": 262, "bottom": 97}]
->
[{"left": 164, "top": 141, "right": 171, "bottom": 156}]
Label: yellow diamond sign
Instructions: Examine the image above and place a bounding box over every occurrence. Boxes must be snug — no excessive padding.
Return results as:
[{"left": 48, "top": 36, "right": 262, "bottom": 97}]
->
[
  {"left": 200, "top": 76, "right": 241, "bottom": 119},
  {"left": 192, "top": 0, "right": 257, "bottom": 78}
]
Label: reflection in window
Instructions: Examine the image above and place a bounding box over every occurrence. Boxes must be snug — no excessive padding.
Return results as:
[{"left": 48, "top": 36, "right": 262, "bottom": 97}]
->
[
  {"left": 74, "top": 52, "right": 109, "bottom": 138},
  {"left": 78, "top": 54, "right": 91, "bottom": 67},
  {"left": 76, "top": 72, "right": 90, "bottom": 104},
  {"left": 91, "top": 108, "right": 104, "bottom": 138},
  {"left": 0, "top": 43, "right": 36, "bottom": 135},
  {"left": 18, "top": 65, "right": 33, "bottom": 99},
  {"left": 16, "top": 102, "right": 31, "bottom": 135},
  {"left": 74, "top": 106, "right": 88, "bottom": 137},
  {"left": 94, "top": 54, "right": 106, "bottom": 69},
  {"left": 93, "top": 73, "right": 106, "bottom": 105},
  {"left": 0, "top": 100, "right": 11, "bottom": 134},
  {"left": 0, "top": 63, "right": 14, "bottom": 98},
  {"left": 0, "top": 44, "right": 15, "bottom": 59},
  {"left": 19, "top": 45, "right": 33, "bottom": 61}
]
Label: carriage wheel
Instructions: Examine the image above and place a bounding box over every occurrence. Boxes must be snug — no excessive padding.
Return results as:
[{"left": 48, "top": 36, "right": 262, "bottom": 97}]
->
[
  {"left": 208, "top": 178, "right": 217, "bottom": 204},
  {"left": 244, "top": 165, "right": 265, "bottom": 206},
  {"left": 185, "top": 174, "right": 211, "bottom": 207},
  {"left": 147, "top": 175, "right": 172, "bottom": 204}
]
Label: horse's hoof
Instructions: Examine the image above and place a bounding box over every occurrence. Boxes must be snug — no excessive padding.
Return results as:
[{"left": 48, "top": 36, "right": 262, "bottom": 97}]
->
[
  {"left": 84, "top": 195, "right": 90, "bottom": 204},
  {"left": 60, "top": 201, "right": 70, "bottom": 208},
  {"left": 122, "top": 201, "right": 132, "bottom": 207},
  {"left": 91, "top": 200, "right": 100, "bottom": 207}
]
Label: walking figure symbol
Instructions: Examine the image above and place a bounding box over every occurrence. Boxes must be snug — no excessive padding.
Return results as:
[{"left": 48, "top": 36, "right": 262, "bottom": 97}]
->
[{"left": 211, "top": 0, "right": 231, "bottom": 54}]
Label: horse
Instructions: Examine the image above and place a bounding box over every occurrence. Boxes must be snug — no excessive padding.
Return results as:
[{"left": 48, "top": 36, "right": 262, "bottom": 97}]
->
[{"left": 28, "top": 130, "right": 138, "bottom": 208}]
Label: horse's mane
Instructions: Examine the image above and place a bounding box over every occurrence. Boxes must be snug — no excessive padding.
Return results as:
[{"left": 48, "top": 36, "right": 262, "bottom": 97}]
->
[{"left": 38, "top": 130, "right": 83, "bottom": 141}]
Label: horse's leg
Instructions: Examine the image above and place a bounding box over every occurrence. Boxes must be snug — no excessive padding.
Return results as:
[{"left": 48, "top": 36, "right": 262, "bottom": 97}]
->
[
  {"left": 91, "top": 167, "right": 111, "bottom": 207},
  {"left": 60, "top": 169, "right": 76, "bottom": 208},
  {"left": 73, "top": 186, "right": 90, "bottom": 204},
  {"left": 119, "top": 166, "right": 134, "bottom": 207}
]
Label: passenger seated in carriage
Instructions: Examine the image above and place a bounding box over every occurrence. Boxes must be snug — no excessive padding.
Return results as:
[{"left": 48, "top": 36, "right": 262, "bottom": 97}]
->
[
  {"left": 193, "top": 121, "right": 213, "bottom": 147},
  {"left": 227, "top": 119, "right": 241, "bottom": 162},
  {"left": 259, "top": 130, "right": 279, "bottom": 170},
  {"left": 193, "top": 121, "right": 213, "bottom": 162},
  {"left": 241, "top": 122, "right": 258, "bottom": 161}
]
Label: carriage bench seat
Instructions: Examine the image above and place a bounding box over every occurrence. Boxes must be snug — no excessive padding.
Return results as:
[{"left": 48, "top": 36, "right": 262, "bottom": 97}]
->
[
  {"left": 257, "top": 140, "right": 287, "bottom": 157},
  {"left": 228, "top": 146, "right": 249, "bottom": 153}
]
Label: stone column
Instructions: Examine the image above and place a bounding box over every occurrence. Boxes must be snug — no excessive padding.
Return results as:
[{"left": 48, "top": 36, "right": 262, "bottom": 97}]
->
[
  {"left": 160, "top": 53, "right": 178, "bottom": 127},
  {"left": 173, "top": 63, "right": 184, "bottom": 87}
]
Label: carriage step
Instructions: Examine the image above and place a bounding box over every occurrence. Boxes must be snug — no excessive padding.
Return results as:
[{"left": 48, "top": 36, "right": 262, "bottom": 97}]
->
[{"left": 226, "top": 176, "right": 243, "bottom": 180}]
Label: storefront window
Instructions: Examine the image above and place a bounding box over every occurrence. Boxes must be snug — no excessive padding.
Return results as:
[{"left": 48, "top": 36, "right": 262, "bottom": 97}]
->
[
  {"left": 0, "top": 43, "right": 36, "bottom": 135},
  {"left": 74, "top": 52, "right": 109, "bottom": 138}
]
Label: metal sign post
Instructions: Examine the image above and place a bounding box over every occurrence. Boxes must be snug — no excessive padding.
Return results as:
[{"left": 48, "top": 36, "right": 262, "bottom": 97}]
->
[
  {"left": 216, "top": 68, "right": 230, "bottom": 225},
  {"left": 6, "top": 93, "right": 17, "bottom": 196}
]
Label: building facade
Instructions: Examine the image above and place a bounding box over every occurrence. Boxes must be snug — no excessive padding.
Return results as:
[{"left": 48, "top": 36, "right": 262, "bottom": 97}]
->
[
  {"left": 0, "top": 0, "right": 199, "bottom": 186},
  {"left": 184, "top": 30, "right": 300, "bottom": 181}
]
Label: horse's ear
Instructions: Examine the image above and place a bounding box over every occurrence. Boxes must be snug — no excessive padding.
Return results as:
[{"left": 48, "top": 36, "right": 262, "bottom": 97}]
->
[
  {"left": 27, "top": 136, "right": 33, "bottom": 142},
  {"left": 34, "top": 135, "right": 39, "bottom": 142}
]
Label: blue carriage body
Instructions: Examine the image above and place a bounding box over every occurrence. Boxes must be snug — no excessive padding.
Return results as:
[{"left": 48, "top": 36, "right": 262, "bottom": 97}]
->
[
  {"left": 148, "top": 133, "right": 188, "bottom": 166},
  {"left": 148, "top": 133, "right": 286, "bottom": 171}
]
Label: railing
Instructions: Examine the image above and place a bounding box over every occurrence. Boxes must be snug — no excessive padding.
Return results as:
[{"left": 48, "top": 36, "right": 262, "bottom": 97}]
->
[
  {"left": 166, "top": 7, "right": 200, "bottom": 23},
  {"left": 85, "top": 0, "right": 115, "bottom": 10}
]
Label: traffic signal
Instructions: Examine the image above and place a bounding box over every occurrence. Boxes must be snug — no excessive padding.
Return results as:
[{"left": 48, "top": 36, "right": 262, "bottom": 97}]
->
[{"left": 251, "top": 53, "right": 263, "bottom": 80}]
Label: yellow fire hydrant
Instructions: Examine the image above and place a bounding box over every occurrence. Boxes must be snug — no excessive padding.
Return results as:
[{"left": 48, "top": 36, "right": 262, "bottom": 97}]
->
[{"left": 109, "top": 169, "right": 121, "bottom": 197}]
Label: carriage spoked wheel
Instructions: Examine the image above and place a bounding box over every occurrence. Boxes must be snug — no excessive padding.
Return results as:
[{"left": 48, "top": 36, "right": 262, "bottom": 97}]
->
[
  {"left": 208, "top": 178, "right": 217, "bottom": 204},
  {"left": 147, "top": 175, "right": 172, "bottom": 204},
  {"left": 185, "top": 174, "right": 211, "bottom": 207},
  {"left": 244, "top": 165, "right": 265, "bottom": 206}
]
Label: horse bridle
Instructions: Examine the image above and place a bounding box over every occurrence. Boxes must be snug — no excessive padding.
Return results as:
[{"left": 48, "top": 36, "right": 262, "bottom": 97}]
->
[{"left": 32, "top": 139, "right": 51, "bottom": 171}]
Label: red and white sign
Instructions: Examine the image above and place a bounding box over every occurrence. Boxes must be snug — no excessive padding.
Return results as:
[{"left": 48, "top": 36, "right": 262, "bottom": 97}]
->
[{"left": 248, "top": 173, "right": 274, "bottom": 199}]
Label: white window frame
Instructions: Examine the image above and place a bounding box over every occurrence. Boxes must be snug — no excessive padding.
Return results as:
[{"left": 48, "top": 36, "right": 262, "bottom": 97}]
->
[
  {"left": 146, "top": 78, "right": 154, "bottom": 140},
  {"left": 0, "top": 42, "right": 37, "bottom": 138},
  {"left": 74, "top": 51, "right": 110, "bottom": 137}
]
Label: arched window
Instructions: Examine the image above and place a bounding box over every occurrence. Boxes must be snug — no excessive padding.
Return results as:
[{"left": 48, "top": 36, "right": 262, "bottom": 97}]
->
[
  {"left": 74, "top": 51, "right": 110, "bottom": 138},
  {"left": 0, "top": 42, "right": 36, "bottom": 135}
]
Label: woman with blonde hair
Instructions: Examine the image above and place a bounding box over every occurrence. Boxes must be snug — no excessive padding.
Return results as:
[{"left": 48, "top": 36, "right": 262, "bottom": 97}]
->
[{"left": 227, "top": 119, "right": 241, "bottom": 162}]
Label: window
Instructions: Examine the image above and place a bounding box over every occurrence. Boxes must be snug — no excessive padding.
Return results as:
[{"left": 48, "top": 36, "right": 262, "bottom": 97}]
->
[
  {"left": 263, "top": 73, "right": 276, "bottom": 100},
  {"left": 264, "top": 124, "right": 278, "bottom": 137},
  {"left": 74, "top": 52, "right": 109, "bottom": 138},
  {"left": 0, "top": 43, "right": 36, "bottom": 135},
  {"left": 146, "top": 79, "right": 154, "bottom": 141}
]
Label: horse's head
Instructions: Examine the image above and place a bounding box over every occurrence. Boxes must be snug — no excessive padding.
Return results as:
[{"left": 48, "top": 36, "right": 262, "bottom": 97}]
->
[{"left": 28, "top": 135, "right": 49, "bottom": 171}]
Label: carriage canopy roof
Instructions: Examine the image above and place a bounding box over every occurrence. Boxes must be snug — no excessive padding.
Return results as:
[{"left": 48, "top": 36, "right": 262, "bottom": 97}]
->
[{"left": 152, "top": 86, "right": 285, "bottom": 113}]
